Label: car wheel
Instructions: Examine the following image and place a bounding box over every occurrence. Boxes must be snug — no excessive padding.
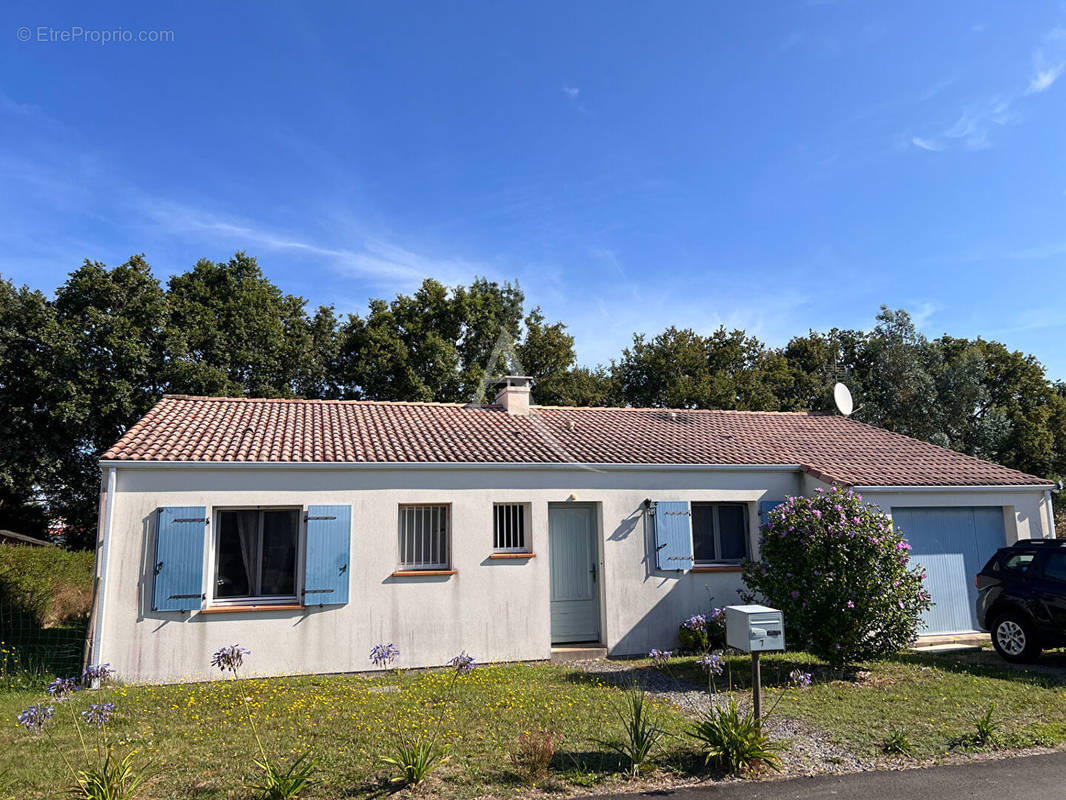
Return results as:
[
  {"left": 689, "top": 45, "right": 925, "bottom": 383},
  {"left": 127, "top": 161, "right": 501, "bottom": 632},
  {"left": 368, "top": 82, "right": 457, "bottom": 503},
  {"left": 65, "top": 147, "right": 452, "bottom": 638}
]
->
[{"left": 991, "top": 613, "right": 1040, "bottom": 663}]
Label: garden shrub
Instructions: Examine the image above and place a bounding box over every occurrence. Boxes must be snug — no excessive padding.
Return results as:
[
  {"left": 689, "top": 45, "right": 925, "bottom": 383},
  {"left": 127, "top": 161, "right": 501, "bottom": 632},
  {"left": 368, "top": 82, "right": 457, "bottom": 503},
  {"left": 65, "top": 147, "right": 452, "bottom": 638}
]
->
[
  {"left": 742, "top": 486, "right": 931, "bottom": 668},
  {"left": 678, "top": 608, "right": 726, "bottom": 652},
  {"left": 689, "top": 696, "right": 782, "bottom": 774}
]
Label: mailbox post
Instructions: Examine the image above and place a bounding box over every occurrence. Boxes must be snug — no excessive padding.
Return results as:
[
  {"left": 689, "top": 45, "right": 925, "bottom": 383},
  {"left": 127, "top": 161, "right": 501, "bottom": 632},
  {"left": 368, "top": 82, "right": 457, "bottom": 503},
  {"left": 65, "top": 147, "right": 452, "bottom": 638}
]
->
[{"left": 725, "top": 605, "right": 785, "bottom": 729}]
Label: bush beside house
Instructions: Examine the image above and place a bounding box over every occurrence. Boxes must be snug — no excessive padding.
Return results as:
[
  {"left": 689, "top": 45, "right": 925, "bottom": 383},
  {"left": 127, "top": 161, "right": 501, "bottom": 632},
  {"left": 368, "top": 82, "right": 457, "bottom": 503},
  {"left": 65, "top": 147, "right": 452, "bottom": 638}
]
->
[{"left": 743, "top": 487, "right": 931, "bottom": 667}]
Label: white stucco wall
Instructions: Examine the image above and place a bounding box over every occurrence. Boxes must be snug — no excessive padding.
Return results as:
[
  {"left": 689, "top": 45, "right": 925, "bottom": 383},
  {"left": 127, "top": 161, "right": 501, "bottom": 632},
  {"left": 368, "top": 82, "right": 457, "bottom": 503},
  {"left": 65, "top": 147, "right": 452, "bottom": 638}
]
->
[
  {"left": 94, "top": 463, "right": 1051, "bottom": 684},
  {"left": 95, "top": 464, "right": 804, "bottom": 683}
]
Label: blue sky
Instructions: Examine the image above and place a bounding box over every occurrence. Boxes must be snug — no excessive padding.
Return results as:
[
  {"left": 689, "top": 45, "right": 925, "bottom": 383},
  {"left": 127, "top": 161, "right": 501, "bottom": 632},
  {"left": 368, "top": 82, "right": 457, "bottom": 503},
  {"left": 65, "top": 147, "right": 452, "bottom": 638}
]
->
[{"left": 2, "top": 2, "right": 1066, "bottom": 377}]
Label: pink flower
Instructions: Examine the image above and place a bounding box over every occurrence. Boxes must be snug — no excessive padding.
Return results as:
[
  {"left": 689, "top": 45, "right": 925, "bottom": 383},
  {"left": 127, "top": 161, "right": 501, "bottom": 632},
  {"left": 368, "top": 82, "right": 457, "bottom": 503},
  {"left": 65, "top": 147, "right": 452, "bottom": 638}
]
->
[
  {"left": 846, "top": 600, "right": 854, "bottom": 608},
  {"left": 813, "top": 510, "right": 822, "bottom": 519}
]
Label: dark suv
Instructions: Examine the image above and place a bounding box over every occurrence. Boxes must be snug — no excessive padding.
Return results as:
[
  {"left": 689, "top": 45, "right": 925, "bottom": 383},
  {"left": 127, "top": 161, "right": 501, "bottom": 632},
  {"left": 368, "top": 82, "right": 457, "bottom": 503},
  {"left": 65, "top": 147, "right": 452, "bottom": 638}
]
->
[{"left": 976, "top": 539, "right": 1066, "bottom": 662}]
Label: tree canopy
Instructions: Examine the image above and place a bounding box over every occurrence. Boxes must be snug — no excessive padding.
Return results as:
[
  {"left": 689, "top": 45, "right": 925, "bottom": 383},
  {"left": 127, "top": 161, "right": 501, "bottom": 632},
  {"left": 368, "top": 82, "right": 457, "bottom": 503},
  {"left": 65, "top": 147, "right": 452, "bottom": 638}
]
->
[{"left": 1, "top": 254, "right": 1063, "bottom": 547}]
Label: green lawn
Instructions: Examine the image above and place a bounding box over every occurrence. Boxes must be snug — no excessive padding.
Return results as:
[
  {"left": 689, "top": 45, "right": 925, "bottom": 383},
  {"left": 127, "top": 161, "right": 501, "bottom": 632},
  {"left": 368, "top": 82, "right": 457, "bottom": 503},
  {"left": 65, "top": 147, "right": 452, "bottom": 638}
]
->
[
  {"left": 3, "top": 650, "right": 1066, "bottom": 799},
  {"left": 1, "top": 663, "right": 699, "bottom": 799},
  {"left": 671, "top": 649, "right": 1066, "bottom": 759}
]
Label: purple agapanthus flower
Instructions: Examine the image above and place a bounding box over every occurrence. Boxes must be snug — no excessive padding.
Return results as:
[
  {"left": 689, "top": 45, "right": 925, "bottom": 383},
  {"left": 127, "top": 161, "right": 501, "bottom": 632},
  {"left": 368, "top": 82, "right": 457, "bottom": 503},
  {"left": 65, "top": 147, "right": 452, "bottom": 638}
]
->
[
  {"left": 369, "top": 642, "right": 400, "bottom": 668},
  {"left": 81, "top": 703, "right": 116, "bottom": 729},
  {"left": 81, "top": 663, "right": 115, "bottom": 687},
  {"left": 648, "top": 649, "right": 673, "bottom": 666},
  {"left": 448, "top": 651, "right": 477, "bottom": 674},
  {"left": 17, "top": 703, "right": 54, "bottom": 734},
  {"left": 46, "top": 676, "right": 79, "bottom": 701},
  {"left": 210, "top": 645, "right": 250, "bottom": 674},
  {"left": 697, "top": 653, "right": 724, "bottom": 676},
  {"left": 681, "top": 614, "right": 707, "bottom": 631},
  {"left": 789, "top": 669, "right": 813, "bottom": 689}
]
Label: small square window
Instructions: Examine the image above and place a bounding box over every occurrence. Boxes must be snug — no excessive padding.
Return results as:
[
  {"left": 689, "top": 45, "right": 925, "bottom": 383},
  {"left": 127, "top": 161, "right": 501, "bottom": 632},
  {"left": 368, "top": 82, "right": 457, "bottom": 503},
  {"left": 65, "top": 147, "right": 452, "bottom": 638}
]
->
[
  {"left": 398, "top": 505, "right": 450, "bottom": 570},
  {"left": 691, "top": 503, "right": 750, "bottom": 565},
  {"left": 493, "top": 504, "right": 528, "bottom": 552}
]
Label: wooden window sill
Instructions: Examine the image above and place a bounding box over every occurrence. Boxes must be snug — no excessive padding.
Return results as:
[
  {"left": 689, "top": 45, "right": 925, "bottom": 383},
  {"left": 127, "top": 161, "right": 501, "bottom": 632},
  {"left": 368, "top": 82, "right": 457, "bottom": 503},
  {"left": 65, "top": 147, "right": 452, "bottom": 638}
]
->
[
  {"left": 690, "top": 565, "right": 743, "bottom": 573},
  {"left": 201, "top": 604, "right": 305, "bottom": 614},
  {"left": 489, "top": 552, "right": 535, "bottom": 559},
  {"left": 391, "top": 569, "right": 457, "bottom": 577}
]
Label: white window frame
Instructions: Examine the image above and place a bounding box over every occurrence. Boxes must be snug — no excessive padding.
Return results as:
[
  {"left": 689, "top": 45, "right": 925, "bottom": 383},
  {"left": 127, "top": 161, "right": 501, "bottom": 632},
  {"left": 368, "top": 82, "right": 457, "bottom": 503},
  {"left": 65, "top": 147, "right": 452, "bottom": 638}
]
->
[
  {"left": 398, "top": 504, "right": 451, "bottom": 571},
  {"left": 691, "top": 502, "right": 750, "bottom": 566},
  {"left": 492, "top": 503, "right": 531, "bottom": 553},
  {"left": 207, "top": 506, "right": 304, "bottom": 606}
]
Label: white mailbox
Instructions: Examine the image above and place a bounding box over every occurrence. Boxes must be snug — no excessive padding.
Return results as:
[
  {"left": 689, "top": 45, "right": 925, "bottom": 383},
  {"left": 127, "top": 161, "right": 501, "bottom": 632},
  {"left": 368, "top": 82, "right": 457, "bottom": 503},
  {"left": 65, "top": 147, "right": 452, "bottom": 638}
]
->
[{"left": 725, "top": 604, "right": 785, "bottom": 653}]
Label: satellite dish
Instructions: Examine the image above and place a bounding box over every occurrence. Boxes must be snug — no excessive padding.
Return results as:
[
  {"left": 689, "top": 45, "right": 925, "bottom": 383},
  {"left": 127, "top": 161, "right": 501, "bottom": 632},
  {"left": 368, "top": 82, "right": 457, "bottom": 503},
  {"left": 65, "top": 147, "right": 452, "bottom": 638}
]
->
[{"left": 833, "top": 382, "right": 854, "bottom": 416}]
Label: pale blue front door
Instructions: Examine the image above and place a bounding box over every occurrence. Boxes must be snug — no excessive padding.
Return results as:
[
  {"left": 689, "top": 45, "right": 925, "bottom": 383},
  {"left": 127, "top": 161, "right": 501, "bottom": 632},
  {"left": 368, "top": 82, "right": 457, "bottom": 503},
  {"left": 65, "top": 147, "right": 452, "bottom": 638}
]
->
[
  {"left": 893, "top": 507, "right": 1006, "bottom": 635},
  {"left": 549, "top": 505, "right": 601, "bottom": 643}
]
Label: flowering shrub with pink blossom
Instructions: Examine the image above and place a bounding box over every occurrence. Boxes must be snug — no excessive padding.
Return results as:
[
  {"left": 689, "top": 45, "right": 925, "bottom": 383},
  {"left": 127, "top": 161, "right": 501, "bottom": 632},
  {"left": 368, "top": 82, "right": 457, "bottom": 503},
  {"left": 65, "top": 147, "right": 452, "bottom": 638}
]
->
[{"left": 742, "top": 486, "right": 931, "bottom": 667}]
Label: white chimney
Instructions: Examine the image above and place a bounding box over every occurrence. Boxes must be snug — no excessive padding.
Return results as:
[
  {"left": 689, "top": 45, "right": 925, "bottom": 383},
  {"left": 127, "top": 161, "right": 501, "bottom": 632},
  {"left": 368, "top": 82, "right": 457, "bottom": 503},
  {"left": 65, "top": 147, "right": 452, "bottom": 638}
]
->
[{"left": 494, "top": 375, "right": 533, "bottom": 416}]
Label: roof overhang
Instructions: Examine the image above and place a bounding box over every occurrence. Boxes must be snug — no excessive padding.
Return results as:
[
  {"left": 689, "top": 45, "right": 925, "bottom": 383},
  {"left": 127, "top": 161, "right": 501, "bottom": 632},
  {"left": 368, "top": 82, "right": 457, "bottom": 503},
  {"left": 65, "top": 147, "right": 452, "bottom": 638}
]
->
[
  {"left": 99, "top": 460, "right": 806, "bottom": 472},
  {"left": 96, "top": 459, "right": 1054, "bottom": 490}
]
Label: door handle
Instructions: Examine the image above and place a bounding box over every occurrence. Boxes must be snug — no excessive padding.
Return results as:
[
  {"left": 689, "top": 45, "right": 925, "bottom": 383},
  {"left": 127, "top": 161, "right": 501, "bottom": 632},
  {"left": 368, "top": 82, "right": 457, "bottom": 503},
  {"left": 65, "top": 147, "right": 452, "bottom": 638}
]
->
[{"left": 590, "top": 563, "right": 598, "bottom": 582}]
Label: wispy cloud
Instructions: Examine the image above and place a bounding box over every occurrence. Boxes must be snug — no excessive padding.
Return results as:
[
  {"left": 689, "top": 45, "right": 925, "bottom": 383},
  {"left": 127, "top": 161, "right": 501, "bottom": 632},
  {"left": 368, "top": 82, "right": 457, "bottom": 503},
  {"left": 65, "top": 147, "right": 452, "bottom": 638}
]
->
[
  {"left": 1026, "top": 61, "right": 1064, "bottom": 94},
  {"left": 908, "top": 23, "right": 1065, "bottom": 152},
  {"left": 561, "top": 84, "right": 588, "bottom": 113},
  {"left": 138, "top": 199, "right": 497, "bottom": 288},
  {"left": 910, "top": 136, "right": 943, "bottom": 152}
]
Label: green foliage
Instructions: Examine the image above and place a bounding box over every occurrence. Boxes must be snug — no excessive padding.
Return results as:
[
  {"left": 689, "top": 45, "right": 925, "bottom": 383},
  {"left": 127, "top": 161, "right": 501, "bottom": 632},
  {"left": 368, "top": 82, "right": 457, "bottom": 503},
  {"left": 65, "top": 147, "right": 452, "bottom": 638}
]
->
[
  {"left": 881, "top": 728, "right": 913, "bottom": 756},
  {"left": 379, "top": 734, "right": 449, "bottom": 786},
  {"left": 611, "top": 326, "right": 790, "bottom": 411},
  {"left": 248, "top": 751, "right": 315, "bottom": 800},
  {"left": 70, "top": 749, "right": 150, "bottom": 800},
  {"left": 600, "top": 687, "right": 666, "bottom": 777},
  {"left": 509, "top": 729, "right": 559, "bottom": 785},
  {"left": 966, "top": 704, "right": 1001, "bottom": 749},
  {"left": 688, "top": 696, "right": 782, "bottom": 774},
  {"left": 678, "top": 610, "right": 726, "bottom": 653},
  {"left": 742, "top": 487, "right": 932, "bottom": 667},
  {"left": 5, "top": 248, "right": 1066, "bottom": 550},
  {"left": 0, "top": 544, "right": 94, "bottom": 627}
]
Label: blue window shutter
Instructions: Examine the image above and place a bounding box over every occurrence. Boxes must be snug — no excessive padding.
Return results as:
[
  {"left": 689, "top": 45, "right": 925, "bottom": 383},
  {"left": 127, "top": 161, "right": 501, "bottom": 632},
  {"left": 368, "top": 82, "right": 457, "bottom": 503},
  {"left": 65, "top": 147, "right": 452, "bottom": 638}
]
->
[
  {"left": 759, "top": 500, "right": 785, "bottom": 526},
  {"left": 654, "top": 501, "right": 693, "bottom": 571},
  {"left": 304, "top": 505, "right": 351, "bottom": 605},
  {"left": 153, "top": 506, "right": 207, "bottom": 612}
]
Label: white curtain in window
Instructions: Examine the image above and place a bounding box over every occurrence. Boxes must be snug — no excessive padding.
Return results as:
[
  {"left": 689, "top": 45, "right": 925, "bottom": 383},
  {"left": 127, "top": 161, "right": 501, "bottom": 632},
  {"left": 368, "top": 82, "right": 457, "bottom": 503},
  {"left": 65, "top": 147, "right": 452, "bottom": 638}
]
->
[{"left": 235, "top": 510, "right": 259, "bottom": 594}]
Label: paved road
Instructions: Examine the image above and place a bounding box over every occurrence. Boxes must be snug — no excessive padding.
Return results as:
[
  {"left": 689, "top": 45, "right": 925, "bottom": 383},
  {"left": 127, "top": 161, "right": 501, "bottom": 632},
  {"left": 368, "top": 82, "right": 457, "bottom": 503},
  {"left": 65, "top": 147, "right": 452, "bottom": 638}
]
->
[{"left": 592, "top": 751, "right": 1066, "bottom": 800}]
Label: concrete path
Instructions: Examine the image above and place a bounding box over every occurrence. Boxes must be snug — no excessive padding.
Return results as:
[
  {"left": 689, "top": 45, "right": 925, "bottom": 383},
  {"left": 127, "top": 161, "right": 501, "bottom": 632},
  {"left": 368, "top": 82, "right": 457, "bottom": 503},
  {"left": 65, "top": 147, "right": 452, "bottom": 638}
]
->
[{"left": 591, "top": 751, "right": 1066, "bottom": 800}]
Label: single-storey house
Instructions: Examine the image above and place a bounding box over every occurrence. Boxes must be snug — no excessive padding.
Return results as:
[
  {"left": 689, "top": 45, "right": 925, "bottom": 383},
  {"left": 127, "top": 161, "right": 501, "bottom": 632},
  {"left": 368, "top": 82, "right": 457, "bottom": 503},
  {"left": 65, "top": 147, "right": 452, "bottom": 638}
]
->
[{"left": 89, "top": 377, "right": 1057, "bottom": 683}]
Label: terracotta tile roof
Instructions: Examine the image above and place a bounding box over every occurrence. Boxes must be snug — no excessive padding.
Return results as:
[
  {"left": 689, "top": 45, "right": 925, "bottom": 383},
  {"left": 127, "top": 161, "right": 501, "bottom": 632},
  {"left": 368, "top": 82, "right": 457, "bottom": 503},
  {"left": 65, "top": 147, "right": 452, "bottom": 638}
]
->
[{"left": 102, "top": 395, "right": 1053, "bottom": 487}]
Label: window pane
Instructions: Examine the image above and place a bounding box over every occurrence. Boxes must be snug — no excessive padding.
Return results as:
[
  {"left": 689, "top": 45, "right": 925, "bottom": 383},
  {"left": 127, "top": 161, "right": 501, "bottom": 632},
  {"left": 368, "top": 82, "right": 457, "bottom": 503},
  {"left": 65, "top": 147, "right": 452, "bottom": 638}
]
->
[
  {"left": 399, "top": 506, "right": 449, "bottom": 568},
  {"left": 260, "top": 510, "right": 298, "bottom": 596},
  {"left": 494, "top": 504, "right": 526, "bottom": 551},
  {"left": 1043, "top": 552, "right": 1066, "bottom": 582},
  {"left": 1002, "top": 553, "right": 1035, "bottom": 573},
  {"left": 717, "top": 504, "right": 748, "bottom": 561},
  {"left": 216, "top": 510, "right": 258, "bottom": 598},
  {"left": 692, "top": 504, "right": 716, "bottom": 563}
]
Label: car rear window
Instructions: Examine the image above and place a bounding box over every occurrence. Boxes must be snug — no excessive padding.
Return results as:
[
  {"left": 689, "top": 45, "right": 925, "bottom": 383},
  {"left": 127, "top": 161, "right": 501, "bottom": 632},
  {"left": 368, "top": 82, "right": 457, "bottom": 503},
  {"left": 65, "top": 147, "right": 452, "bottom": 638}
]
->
[{"left": 999, "top": 552, "right": 1036, "bottom": 573}]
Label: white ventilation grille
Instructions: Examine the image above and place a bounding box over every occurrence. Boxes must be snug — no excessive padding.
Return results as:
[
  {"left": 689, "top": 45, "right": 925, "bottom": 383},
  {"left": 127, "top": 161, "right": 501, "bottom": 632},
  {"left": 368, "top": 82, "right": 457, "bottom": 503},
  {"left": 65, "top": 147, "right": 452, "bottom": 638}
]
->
[
  {"left": 398, "top": 505, "right": 449, "bottom": 569},
  {"left": 493, "top": 503, "right": 527, "bottom": 552}
]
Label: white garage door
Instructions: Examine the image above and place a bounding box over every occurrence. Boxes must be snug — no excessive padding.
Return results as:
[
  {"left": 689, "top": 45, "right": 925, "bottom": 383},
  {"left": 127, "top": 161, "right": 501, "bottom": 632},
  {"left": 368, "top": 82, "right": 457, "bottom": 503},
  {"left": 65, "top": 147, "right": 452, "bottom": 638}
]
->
[{"left": 892, "top": 507, "right": 1006, "bottom": 635}]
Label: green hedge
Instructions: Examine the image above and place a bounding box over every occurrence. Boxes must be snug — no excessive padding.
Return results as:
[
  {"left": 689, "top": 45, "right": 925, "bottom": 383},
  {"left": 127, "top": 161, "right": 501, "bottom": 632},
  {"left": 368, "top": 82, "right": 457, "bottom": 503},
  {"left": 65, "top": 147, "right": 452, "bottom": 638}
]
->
[{"left": 0, "top": 544, "right": 94, "bottom": 628}]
